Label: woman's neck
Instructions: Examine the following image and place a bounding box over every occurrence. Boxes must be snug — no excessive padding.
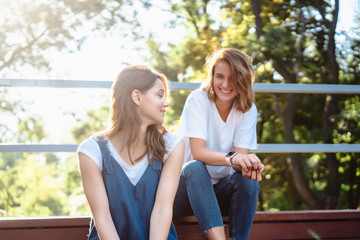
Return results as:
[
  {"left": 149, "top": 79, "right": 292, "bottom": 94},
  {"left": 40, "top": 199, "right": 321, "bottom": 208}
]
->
[
  {"left": 215, "top": 99, "right": 233, "bottom": 122},
  {"left": 111, "top": 127, "right": 147, "bottom": 165}
]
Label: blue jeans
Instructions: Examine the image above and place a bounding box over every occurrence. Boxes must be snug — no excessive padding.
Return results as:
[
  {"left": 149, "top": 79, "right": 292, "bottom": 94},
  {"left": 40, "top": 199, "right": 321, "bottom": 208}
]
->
[{"left": 173, "top": 161, "right": 259, "bottom": 240}]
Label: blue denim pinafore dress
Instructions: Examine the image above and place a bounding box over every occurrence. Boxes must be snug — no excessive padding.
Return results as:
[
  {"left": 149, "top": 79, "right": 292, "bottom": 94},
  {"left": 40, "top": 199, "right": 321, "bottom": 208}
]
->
[{"left": 87, "top": 138, "right": 177, "bottom": 240}]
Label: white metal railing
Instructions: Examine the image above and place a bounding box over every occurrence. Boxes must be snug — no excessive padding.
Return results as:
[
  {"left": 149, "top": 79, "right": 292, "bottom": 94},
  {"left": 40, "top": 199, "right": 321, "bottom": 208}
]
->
[
  {"left": 0, "top": 143, "right": 359, "bottom": 153},
  {"left": 1, "top": 78, "right": 360, "bottom": 153},
  {"left": 1, "top": 78, "right": 360, "bottom": 93}
]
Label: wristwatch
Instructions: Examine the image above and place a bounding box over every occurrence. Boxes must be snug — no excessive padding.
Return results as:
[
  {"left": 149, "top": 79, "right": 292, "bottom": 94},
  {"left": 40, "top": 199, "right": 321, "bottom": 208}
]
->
[{"left": 225, "top": 151, "right": 237, "bottom": 166}]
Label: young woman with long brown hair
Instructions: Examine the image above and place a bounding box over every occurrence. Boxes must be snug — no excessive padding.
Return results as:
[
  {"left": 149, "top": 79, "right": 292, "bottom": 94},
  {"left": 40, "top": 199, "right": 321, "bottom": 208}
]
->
[{"left": 78, "top": 65, "right": 184, "bottom": 240}]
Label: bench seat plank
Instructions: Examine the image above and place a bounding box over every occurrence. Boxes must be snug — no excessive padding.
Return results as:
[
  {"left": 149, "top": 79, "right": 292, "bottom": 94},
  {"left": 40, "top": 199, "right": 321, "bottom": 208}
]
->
[{"left": 1, "top": 210, "right": 359, "bottom": 240}]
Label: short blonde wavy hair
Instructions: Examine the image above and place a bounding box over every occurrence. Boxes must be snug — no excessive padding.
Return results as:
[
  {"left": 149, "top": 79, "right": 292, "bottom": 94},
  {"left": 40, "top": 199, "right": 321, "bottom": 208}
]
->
[{"left": 202, "top": 48, "right": 255, "bottom": 113}]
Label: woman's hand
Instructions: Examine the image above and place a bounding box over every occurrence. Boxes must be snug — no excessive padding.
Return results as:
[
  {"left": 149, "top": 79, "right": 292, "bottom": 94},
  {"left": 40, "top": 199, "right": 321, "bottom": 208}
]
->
[{"left": 232, "top": 153, "right": 264, "bottom": 182}]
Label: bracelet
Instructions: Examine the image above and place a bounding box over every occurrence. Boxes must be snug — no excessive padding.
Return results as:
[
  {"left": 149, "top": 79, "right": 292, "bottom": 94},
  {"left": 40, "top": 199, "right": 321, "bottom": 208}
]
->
[
  {"left": 230, "top": 155, "right": 236, "bottom": 165},
  {"left": 225, "top": 157, "right": 232, "bottom": 166},
  {"left": 225, "top": 151, "right": 237, "bottom": 166}
]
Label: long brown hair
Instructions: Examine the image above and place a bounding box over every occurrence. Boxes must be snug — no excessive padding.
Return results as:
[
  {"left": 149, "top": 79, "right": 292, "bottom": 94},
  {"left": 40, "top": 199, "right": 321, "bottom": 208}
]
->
[
  {"left": 202, "top": 48, "right": 255, "bottom": 113},
  {"left": 101, "top": 65, "right": 168, "bottom": 163}
]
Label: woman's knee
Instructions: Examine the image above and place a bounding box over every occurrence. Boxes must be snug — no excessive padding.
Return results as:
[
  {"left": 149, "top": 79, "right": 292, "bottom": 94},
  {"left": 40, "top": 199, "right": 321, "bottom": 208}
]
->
[
  {"left": 181, "top": 160, "right": 211, "bottom": 182},
  {"left": 231, "top": 172, "right": 259, "bottom": 194},
  {"left": 182, "top": 160, "right": 207, "bottom": 175}
]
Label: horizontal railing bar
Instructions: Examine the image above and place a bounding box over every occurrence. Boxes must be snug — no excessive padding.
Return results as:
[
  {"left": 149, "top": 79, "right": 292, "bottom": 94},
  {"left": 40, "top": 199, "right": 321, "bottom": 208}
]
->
[
  {"left": 0, "top": 144, "right": 359, "bottom": 153},
  {"left": 0, "top": 79, "right": 112, "bottom": 88},
  {"left": 253, "top": 83, "right": 360, "bottom": 94},
  {"left": 0, "top": 144, "right": 79, "bottom": 152},
  {"left": 1, "top": 78, "right": 360, "bottom": 94},
  {"left": 254, "top": 144, "right": 360, "bottom": 153}
]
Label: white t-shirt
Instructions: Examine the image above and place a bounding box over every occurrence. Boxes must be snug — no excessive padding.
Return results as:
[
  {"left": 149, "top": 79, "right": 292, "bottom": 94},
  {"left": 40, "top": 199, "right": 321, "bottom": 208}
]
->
[
  {"left": 178, "top": 89, "right": 258, "bottom": 184},
  {"left": 77, "top": 132, "right": 182, "bottom": 186}
]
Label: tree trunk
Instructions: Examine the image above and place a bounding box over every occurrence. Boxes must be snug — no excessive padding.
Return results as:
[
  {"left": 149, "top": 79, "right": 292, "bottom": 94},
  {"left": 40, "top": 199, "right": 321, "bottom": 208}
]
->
[
  {"left": 317, "top": 0, "right": 340, "bottom": 209},
  {"left": 251, "top": 0, "right": 322, "bottom": 209},
  {"left": 282, "top": 83, "right": 322, "bottom": 209},
  {"left": 251, "top": 0, "right": 263, "bottom": 38}
]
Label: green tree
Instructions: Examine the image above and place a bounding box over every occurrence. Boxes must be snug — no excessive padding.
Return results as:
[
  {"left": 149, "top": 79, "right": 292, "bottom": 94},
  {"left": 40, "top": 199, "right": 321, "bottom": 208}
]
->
[
  {"left": 0, "top": 0, "right": 143, "bottom": 74},
  {"left": 143, "top": 0, "right": 359, "bottom": 210},
  {"left": 1, "top": 0, "right": 359, "bottom": 216},
  {"left": 0, "top": 155, "right": 66, "bottom": 217},
  {"left": 71, "top": 105, "right": 110, "bottom": 143},
  {"left": 220, "top": 0, "right": 346, "bottom": 209},
  {"left": 334, "top": 96, "right": 360, "bottom": 209},
  {"left": 0, "top": 0, "right": 143, "bottom": 217}
]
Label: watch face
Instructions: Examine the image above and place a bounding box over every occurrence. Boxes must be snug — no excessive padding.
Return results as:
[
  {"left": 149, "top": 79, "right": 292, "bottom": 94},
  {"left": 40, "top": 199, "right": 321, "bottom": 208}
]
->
[{"left": 226, "top": 151, "right": 236, "bottom": 158}]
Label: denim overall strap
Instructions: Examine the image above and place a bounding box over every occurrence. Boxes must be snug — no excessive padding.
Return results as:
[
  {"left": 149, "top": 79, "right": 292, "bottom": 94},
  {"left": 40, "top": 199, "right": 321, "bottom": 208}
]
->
[
  {"left": 87, "top": 138, "right": 177, "bottom": 240},
  {"left": 95, "top": 137, "right": 113, "bottom": 174}
]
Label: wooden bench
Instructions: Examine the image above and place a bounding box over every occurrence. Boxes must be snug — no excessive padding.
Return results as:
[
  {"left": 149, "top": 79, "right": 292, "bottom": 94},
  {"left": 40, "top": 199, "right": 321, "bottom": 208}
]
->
[{"left": 0, "top": 210, "right": 359, "bottom": 239}]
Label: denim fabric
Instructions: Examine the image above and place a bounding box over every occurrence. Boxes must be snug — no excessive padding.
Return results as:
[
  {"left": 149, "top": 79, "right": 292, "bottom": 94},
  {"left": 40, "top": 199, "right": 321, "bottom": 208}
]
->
[
  {"left": 173, "top": 160, "right": 259, "bottom": 240},
  {"left": 88, "top": 137, "right": 177, "bottom": 240}
]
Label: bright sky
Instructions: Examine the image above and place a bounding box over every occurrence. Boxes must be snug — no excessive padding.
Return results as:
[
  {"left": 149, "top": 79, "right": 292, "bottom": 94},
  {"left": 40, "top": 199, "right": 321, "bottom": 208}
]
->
[
  {"left": 3, "top": 1, "right": 359, "bottom": 144},
  {"left": 46, "top": 0, "right": 360, "bottom": 82}
]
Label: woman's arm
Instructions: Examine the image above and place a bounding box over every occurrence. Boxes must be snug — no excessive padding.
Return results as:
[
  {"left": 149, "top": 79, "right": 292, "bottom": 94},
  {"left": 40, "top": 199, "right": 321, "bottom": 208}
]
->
[
  {"left": 78, "top": 153, "right": 120, "bottom": 240},
  {"left": 190, "top": 138, "right": 263, "bottom": 182},
  {"left": 149, "top": 139, "right": 184, "bottom": 240},
  {"left": 189, "top": 137, "right": 244, "bottom": 166}
]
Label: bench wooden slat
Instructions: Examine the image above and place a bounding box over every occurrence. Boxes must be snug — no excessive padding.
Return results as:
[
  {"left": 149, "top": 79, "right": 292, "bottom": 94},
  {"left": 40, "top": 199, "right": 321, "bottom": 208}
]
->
[
  {"left": 1, "top": 210, "right": 359, "bottom": 240},
  {"left": 250, "top": 220, "right": 360, "bottom": 239},
  {"left": 0, "top": 216, "right": 90, "bottom": 228},
  {"left": 253, "top": 209, "right": 360, "bottom": 221},
  {"left": 0, "top": 228, "right": 88, "bottom": 240}
]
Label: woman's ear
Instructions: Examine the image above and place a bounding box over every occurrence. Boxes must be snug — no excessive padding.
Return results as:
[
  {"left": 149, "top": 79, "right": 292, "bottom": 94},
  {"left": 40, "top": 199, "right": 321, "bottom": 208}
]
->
[{"left": 131, "top": 90, "right": 141, "bottom": 106}]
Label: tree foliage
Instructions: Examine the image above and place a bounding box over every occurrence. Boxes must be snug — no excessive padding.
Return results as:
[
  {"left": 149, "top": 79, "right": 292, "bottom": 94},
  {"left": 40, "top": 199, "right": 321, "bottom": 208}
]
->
[
  {"left": 0, "top": 0, "right": 143, "bottom": 74},
  {"left": 0, "top": 0, "right": 359, "bottom": 216},
  {"left": 0, "top": 0, "right": 138, "bottom": 216},
  {"left": 143, "top": 0, "right": 360, "bottom": 210}
]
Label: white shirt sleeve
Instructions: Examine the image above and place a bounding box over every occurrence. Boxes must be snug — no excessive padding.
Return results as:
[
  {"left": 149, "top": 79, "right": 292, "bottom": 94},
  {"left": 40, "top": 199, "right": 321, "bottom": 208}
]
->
[
  {"left": 233, "top": 103, "right": 258, "bottom": 150},
  {"left": 163, "top": 132, "right": 183, "bottom": 161},
  {"left": 178, "top": 90, "right": 209, "bottom": 141},
  {"left": 77, "top": 137, "right": 103, "bottom": 171}
]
